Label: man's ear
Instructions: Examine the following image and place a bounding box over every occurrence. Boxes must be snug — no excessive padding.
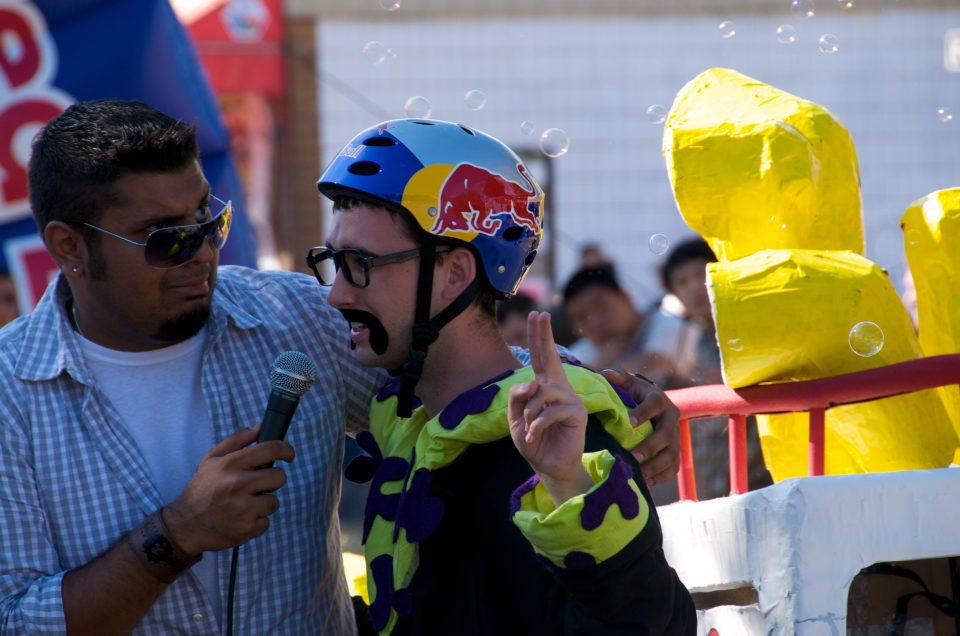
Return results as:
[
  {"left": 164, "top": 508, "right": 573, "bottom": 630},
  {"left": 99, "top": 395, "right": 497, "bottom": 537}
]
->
[
  {"left": 436, "top": 246, "right": 477, "bottom": 301},
  {"left": 44, "top": 221, "right": 87, "bottom": 275}
]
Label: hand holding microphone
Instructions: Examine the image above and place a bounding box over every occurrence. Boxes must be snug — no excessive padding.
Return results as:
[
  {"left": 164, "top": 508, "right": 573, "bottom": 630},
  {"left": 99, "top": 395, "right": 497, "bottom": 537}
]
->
[{"left": 165, "top": 352, "right": 317, "bottom": 554}]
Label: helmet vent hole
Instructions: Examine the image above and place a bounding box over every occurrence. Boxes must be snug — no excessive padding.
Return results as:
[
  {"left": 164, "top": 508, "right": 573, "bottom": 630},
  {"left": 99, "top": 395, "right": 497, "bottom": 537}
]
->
[
  {"left": 347, "top": 161, "right": 381, "bottom": 176},
  {"left": 524, "top": 250, "right": 537, "bottom": 266},
  {"left": 411, "top": 120, "right": 435, "bottom": 126},
  {"left": 458, "top": 125, "right": 476, "bottom": 136},
  {"left": 502, "top": 226, "right": 523, "bottom": 242},
  {"left": 363, "top": 136, "right": 396, "bottom": 147}
]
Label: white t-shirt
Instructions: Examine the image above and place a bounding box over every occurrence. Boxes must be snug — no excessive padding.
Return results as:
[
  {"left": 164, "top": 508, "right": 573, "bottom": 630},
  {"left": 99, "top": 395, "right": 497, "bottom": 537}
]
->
[{"left": 79, "top": 328, "right": 221, "bottom": 621}]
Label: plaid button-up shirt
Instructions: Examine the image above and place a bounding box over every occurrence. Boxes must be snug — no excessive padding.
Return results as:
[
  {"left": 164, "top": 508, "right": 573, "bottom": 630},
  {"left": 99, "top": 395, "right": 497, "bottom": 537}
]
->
[{"left": 0, "top": 266, "right": 386, "bottom": 635}]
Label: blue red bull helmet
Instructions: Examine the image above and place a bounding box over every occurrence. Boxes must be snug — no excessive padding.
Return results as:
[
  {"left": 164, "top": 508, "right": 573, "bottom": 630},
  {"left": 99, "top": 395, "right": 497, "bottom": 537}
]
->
[{"left": 317, "top": 119, "right": 544, "bottom": 297}]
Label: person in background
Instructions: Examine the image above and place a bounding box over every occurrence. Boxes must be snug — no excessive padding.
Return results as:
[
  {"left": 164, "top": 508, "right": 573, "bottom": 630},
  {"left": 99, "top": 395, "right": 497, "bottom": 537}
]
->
[
  {"left": 312, "top": 118, "right": 694, "bottom": 635},
  {"left": 495, "top": 291, "right": 539, "bottom": 348},
  {"left": 578, "top": 241, "right": 614, "bottom": 269},
  {"left": 562, "top": 264, "right": 686, "bottom": 387},
  {"left": 659, "top": 237, "right": 723, "bottom": 387},
  {"left": 0, "top": 270, "right": 18, "bottom": 328},
  {"left": 0, "top": 99, "right": 683, "bottom": 634},
  {"left": 656, "top": 236, "right": 772, "bottom": 504}
]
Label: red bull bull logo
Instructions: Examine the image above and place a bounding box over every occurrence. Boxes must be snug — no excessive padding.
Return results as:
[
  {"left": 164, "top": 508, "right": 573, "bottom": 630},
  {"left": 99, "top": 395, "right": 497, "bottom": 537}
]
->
[{"left": 431, "top": 163, "right": 541, "bottom": 237}]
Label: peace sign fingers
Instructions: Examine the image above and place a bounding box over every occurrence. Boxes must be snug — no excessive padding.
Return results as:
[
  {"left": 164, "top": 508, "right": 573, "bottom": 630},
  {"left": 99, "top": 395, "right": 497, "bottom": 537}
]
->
[{"left": 527, "top": 311, "right": 568, "bottom": 387}]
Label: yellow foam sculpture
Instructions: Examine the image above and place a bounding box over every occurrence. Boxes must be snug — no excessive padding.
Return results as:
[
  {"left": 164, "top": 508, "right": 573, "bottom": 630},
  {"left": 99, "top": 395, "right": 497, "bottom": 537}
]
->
[
  {"left": 663, "top": 67, "right": 959, "bottom": 481},
  {"left": 663, "top": 67, "right": 864, "bottom": 262},
  {"left": 901, "top": 188, "right": 960, "bottom": 441}
]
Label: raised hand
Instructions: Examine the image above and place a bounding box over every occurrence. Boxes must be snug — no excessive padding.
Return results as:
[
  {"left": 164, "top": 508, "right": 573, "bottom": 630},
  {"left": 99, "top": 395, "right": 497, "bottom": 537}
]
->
[{"left": 508, "top": 311, "right": 592, "bottom": 506}]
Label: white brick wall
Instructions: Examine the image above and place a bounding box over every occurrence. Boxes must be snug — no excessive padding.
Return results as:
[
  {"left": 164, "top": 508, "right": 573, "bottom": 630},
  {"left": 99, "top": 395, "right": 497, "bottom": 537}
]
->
[{"left": 316, "top": 8, "right": 960, "bottom": 305}]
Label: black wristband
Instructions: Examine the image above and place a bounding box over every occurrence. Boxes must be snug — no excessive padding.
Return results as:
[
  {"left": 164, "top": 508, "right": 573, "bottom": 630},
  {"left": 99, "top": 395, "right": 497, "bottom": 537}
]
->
[{"left": 126, "top": 508, "right": 201, "bottom": 584}]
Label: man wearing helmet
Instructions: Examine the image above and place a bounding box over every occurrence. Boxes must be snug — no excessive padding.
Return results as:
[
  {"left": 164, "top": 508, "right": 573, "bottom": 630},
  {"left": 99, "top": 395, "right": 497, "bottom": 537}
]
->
[{"left": 314, "top": 119, "right": 695, "bottom": 635}]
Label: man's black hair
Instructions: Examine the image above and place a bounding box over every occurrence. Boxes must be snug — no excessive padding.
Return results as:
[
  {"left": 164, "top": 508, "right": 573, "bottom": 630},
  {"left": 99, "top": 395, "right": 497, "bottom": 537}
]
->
[
  {"left": 659, "top": 237, "right": 717, "bottom": 292},
  {"left": 562, "top": 264, "right": 622, "bottom": 305},
  {"left": 28, "top": 99, "right": 199, "bottom": 233}
]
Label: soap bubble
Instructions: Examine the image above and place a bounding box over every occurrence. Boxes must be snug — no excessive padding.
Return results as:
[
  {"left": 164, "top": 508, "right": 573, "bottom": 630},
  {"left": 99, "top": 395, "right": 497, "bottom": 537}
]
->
[
  {"left": 404, "top": 96, "right": 432, "bottom": 118},
  {"left": 362, "top": 41, "right": 387, "bottom": 64},
  {"left": 905, "top": 229, "right": 921, "bottom": 245},
  {"left": 646, "top": 104, "right": 667, "bottom": 124},
  {"left": 519, "top": 121, "right": 536, "bottom": 136},
  {"left": 727, "top": 338, "right": 745, "bottom": 352},
  {"left": 648, "top": 233, "right": 670, "bottom": 255},
  {"left": 539, "top": 128, "right": 570, "bottom": 158},
  {"left": 937, "top": 107, "right": 953, "bottom": 123},
  {"left": 379, "top": 0, "right": 401, "bottom": 10},
  {"left": 848, "top": 321, "right": 884, "bottom": 357},
  {"left": 719, "top": 21, "right": 737, "bottom": 39},
  {"left": 776, "top": 24, "right": 797, "bottom": 44},
  {"left": 790, "top": 0, "right": 816, "bottom": 18},
  {"left": 837, "top": 0, "right": 853, "bottom": 7},
  {"left": 818, "top": 33, "right": 839, "bottom": 54},
  {"left": 464, "top": 89, "right": 487, "bottom": 111}
]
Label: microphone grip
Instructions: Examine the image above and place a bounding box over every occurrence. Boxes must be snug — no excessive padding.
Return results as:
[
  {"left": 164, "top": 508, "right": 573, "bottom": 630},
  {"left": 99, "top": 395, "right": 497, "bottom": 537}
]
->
[{"left": 256, "top": 390, "right": 300, "bottom": 468}]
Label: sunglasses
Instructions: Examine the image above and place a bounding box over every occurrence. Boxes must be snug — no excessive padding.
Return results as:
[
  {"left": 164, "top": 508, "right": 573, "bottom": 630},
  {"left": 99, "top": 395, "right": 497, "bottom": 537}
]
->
[
  {"left": 306, "top": 245, "right": 451, "bottom": 289},
  {"left": 83, "top": 195, "right": 232, "bottom": 269}
]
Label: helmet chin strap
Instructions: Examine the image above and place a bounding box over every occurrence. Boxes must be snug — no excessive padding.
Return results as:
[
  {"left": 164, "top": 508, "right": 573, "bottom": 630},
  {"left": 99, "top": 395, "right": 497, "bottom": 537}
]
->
[{"left": 396, "top": 241, "right": 480, "bottom": 417}]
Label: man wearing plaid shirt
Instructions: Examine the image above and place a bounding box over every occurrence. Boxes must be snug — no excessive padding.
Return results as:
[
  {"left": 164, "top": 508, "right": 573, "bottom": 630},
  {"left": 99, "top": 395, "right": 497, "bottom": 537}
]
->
[{"left": 0, "top": 100, "right": 680, "bottom": 634}]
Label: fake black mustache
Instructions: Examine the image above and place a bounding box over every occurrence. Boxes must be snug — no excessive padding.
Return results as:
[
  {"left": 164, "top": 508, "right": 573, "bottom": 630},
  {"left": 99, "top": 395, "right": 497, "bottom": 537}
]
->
[{"left": 338, "top": 308, "right": 389, "bottom": 355}]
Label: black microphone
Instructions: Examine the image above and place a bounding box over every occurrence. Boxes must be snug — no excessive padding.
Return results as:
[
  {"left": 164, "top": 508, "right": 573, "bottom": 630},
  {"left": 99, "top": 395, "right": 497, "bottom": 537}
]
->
[{"left": 257, "top": 351, "right": 318, "bottom": 464}]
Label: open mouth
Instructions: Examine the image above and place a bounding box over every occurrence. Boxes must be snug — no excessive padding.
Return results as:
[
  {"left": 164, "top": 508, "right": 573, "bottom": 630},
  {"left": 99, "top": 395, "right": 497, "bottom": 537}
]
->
[{"left": 338, "top": 309, "right": 389, "bottom": 355}]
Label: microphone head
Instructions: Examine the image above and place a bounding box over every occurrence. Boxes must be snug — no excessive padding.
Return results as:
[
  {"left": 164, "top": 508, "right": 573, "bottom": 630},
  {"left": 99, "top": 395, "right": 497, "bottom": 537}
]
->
[{"left": 270, "top": 351, "right": 317, "bottom": 397}]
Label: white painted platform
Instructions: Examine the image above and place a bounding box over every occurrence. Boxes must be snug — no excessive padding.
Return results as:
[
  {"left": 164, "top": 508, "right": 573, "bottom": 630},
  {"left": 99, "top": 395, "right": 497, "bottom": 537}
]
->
[{"left": 659, "top": 468, "right": 960, "bottom": 635}]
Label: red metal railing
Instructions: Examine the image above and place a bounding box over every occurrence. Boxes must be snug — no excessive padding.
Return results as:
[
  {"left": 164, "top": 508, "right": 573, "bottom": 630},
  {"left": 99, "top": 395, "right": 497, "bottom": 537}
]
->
[{"left": 665, "top": 353, "right": 960, "bottom": 501}]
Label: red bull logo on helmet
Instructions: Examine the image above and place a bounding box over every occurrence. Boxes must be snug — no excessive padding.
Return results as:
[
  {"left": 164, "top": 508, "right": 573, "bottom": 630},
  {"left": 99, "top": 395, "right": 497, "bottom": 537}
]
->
[{"left": 431, "top": 163, "right": 541, "bottom": 237}]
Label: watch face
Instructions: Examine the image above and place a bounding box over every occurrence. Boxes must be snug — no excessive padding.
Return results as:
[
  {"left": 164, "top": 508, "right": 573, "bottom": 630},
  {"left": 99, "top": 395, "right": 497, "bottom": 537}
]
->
[{"left": 144, "top": 534, "right": 175, "bottom": 564}]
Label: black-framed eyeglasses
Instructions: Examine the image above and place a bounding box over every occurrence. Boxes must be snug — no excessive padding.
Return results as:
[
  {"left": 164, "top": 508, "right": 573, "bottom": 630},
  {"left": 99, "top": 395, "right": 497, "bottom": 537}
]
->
[
  {"left": 82, "top": 195, "right": 232, "bottom": 269},
  {"left": 306, "top": 245, "right": 439, "bottom": 288}
]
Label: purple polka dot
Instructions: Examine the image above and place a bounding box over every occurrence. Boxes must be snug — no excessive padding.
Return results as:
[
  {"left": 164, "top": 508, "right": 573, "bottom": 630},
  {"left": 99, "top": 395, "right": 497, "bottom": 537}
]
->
[
  {"left": 580, "top": 456, "right": 639, "bottom": 531},
  {"left": 439, "top": 383, "right": 501, "bottom": 430},
  {"left": 509, "top": 473, "right": 540, "bottom": 516},
  {"left": 344, "top": 431, "right": 382, "bottom": 483},
  {"left": 361, "top": 455, "right": 409, "bottom": 544},
  {"left": 563, "top": 551, "right": 597, "bottom": 570},
  {"left": 376, "top": 379, "right": 402, "bottom": 402},
  {"left": 368, "top": 555, "right": 394, "bottom": 630},
  {"left": 394, "top": 468, "right": 444, "bottom": 543}
]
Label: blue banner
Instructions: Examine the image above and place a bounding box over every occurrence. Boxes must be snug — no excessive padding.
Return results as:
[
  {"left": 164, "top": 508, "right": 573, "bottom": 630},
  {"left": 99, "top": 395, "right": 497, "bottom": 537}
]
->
[{"left": 1, "top": 0, "right": 257, "bottom": 285}]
